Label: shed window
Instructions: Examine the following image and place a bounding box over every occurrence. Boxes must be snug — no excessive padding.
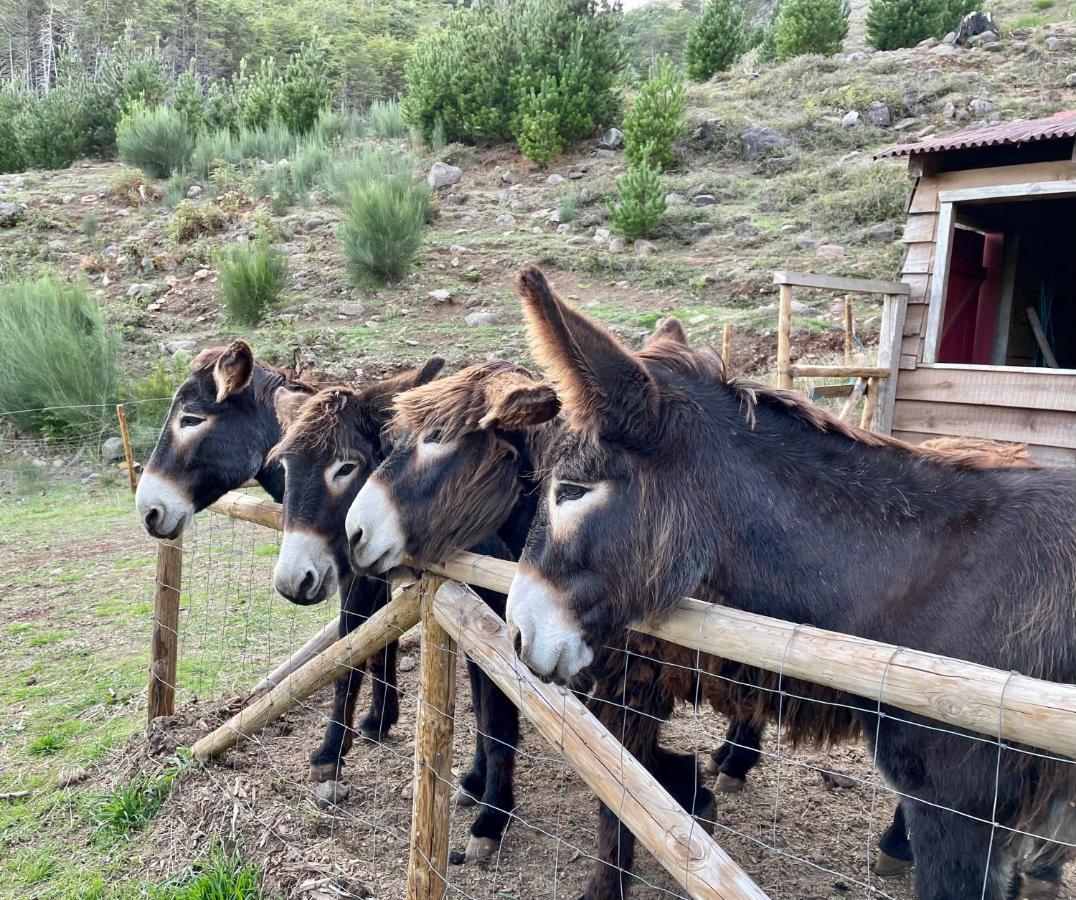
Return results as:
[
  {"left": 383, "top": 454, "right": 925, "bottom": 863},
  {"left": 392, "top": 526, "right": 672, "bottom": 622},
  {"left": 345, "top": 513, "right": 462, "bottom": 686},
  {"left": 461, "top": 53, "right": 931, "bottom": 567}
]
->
[{"left": 937, "top": 196, "right": 1076, "bottom": 369}]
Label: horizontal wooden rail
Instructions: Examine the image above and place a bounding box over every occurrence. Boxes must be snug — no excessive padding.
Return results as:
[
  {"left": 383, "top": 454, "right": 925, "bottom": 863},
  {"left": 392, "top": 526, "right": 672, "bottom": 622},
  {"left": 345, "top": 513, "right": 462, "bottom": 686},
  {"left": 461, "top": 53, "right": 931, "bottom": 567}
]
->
[
  {"left": 205, "top": 492, "right": 1076, "bottom": 758},
  {"left": 773, "top": 271, "right": 910, "bottom": 296},
  {"left": 434, "top": 581, "right": 768, "bottom": 900},
  {"left": 787, "top": 365, "right": 890, "bottom": 379}
]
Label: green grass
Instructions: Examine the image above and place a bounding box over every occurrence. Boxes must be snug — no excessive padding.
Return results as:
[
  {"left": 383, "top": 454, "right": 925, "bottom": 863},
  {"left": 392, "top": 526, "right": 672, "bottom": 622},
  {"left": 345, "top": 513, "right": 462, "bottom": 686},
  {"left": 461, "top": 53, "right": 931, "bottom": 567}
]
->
[
  {"left": 27, "top": 732, "right": 67, "bottom": 756},
  {"left": 217, "top": 239, "right": 289, "bottom": 325},
  {"left": 94, "top": 757, "right": 187, "bottom": 835},
  {"left": 340, "top": 175, "right": 431, "bottom": 285},
  {"left": 367, "top": 98, "right": 407, "bottom": 138},
  {"left": 117, "top": 107, "right": 195, "bottom": 179},
  {"left": 154, "top": 846, "right": 262, "bottom": 899}
]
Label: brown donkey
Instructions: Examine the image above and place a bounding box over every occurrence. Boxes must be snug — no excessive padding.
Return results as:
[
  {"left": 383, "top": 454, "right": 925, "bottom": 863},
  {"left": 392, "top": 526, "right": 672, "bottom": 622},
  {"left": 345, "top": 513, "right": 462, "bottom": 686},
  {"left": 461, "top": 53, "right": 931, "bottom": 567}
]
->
[
  {"left": 506, "top": 265, "right": 1076, "bottom": 900},
  {"left": 269, "top": 359, "right": 444, "bottom": 780}
]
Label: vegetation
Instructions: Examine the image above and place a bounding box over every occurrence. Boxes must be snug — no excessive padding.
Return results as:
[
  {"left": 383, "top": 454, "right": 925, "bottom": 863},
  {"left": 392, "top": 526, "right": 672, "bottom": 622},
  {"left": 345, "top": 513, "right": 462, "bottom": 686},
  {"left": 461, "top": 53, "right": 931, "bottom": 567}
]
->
[
  {"left": 0, "top": 276, "right": 118, "bottom": 440},
  {"left": 685, "top": 0, "right": 746, "bottom": 82},
  {"left": 609, "top": 154, "right": 666, "bottom": 239},
  {"left": 218, "top": 240, "right": 289, "bottom": 325},
  {"left": 156, "top": 846, "right": 263, "bottom": 900},
  {"left": 94, "top": 758, "right": 186, "bottom": 834},
  {"left": 866, "top": 0, "right": 976, "bottom": 49},
  {"left": 368, "top": 99, "right": 408, "bottom": 138},
  {"left": 340, "top": 175, "right": 431, "bottom": 284},
  {"left": 774, "top": 0, "right": 850, "bottom": 59},
  {"left": 623, "top": 58, "right": 687, "bottom": 171},
  {"left": 117, "top": 106, "right": 195, "bottom": 178},
  {"left": 620, "top": 1, "right": 700, "bottom": 79}
]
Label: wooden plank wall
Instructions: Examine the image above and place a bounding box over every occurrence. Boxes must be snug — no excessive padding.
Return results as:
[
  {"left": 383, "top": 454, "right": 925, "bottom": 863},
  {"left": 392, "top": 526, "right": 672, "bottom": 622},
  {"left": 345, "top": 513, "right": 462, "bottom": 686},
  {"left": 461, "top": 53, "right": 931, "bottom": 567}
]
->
[{"left": 890, "top": 158, "right": 1076, "bottom": 465}]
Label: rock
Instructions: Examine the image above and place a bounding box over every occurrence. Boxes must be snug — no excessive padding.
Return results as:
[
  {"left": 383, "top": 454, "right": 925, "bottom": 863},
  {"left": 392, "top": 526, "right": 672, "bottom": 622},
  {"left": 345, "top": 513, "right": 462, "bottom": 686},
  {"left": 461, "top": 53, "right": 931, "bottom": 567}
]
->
[
  {"left": 634, "top": 239, "right": 656, "bottom": 257},
  {"left": 465, "top": 310, "right": 503, "bottom": 327},
  {"left": 969, "top": 98, "right": 994, "bottom": 117},
  {"left": 501, "top": 170, "right": 517, "bottom": 185},
  {"left": 1065, "top": 73, "right": 1076, "bottom": 88},
  {"left": 943, "top": 30, "right": 957, "bottom": 43},
  {"left": 609, "top": 236, "right": 626, "bottom": 253},
  {"left": 942, "top": 102, "right": 957, "bottom": 119},
  {"left": 794, "top": 235, "right": 821, "bottom": 250},
  {"left": 955, "top": 11, "right": 996, "bottom": 45},
  {"left": 893, "top": 117, "right": 919, "bottom": 131},
  {"left": 48, "top": 239, "right": 66, "bottom": 251},
  {"left": 595, "top": 148, "right": 615, "bottom": 158},
  {"left": 816, "top": 243, "right": 844, "bottom": 259},
  {"left": 315, "top": 780, "right": 349, "bottom": 809},
  {"left": 1011, "top": 41, "right": 1027, "bottom": 52},
  {"left": 578, "top": 187, "right": 591, "bottom": 203},
  {"left": 694, "top": 119, "right": 719, "bottom": 147},
  {"left": 126, "top": 282, "right": 158, "bottom": 298},
  {"left": 599, "top": 127, "right": 624, "bottom": 149},
  {"left": 693, "top": 222, "right": 714, "bottom": 237},
  {"left": 982, "top": 41, "right": 1005, "bottom": 53},
  {"left": 735, "top": 221, "right": 759, "bottom": 238},
  {"left": 556, "top": 223, "right": 571, "bottom": 233},
  {"left": 163, "top": 339, "right": 197, "bottom": 355},
  {"left": 568, "top": 171, "right": 584, "bottom": 180},
  {"left": 303, "top": 217, "right": 327, "bottom": 230},
  {"left": 664, "top": 192, "right": 687, "bottom": 207},
  {"left": 429, "top": 289, "right": 453, "bottom": 303},
  {"left": 693, "top": 194, "right": 718, "bottom": 206},
  {"left": 740, "top": 127, "right": 789, "bottom": 160},
  {"left": 867, "top": 101, "right": 892, "bottom": 127},
  {"left": 398, "top": 655, "right": 417, "bottom": 673},
  {"left": 565, "top": 236, "right": 589, "bottom": 248},
  {"left": 186, "top": 185, "right": 203, "bottom": 199},
  {"left": 867, "top": 223, "right": 896, "bottom": 243},
  {"left": 273, "top": 243, "right": 301, "bottom": 256},
  {"left": 101, "top": 437, "right": 125, "bottom": 461},
  {"left": 0, "top": 202, "right": 26, "bottom": 227},
  {"left": 427, "top": 162, "right": 462, "bottom": 189},
  {"left": 931, "top": 43, "right": 959, "bottom": 56},
  {"left": 918, "top": 36, "right": 939, "bottom": 49},
  {"left": 1045, "top": 36, "right": 1072, "bottom": 52},
  {"left": 546, "top": 209, "right": 561, "bottom": 224},
  {"left": 495, "top": 213, "right": 517, "bottom": 226},
  {"left": 970, "top": 30, "right": 998, "bottom": 45},
  {"left": 545, "top": 174, "right": 565, "bottom": 186},
  {"left": 339, "top": 302, "right": 365, "bottom": 317},
  {"left": 841, "top": 110, "right": 859, "bottom": 129},
  {"left": 594, "top": 227, "right": 611, "bottom": 242}
]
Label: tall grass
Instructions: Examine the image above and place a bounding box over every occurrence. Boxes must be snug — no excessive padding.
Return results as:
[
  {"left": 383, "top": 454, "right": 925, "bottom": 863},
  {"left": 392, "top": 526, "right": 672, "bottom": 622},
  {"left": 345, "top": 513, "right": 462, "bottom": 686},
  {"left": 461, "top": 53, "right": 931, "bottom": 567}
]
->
[
  {"left": 116, "top": 106, "right": 195, "bottom": 179},
  {"left": 189, "top": 128, "right": 242, "bottom": 178},
  {"left": 339, "top": 175, "right": 431, "bottom": 284},
  {"left": 236, "top": 123, "right": 297, "bottom": 162},
  {"left": 218, "top": 240, "right": 289, "bottom": 324},
  {"left": 320, "top": 143, "right": 415, "bottom": 205},
  {"left": 368, "top": 99, "right": 408, "bottom": 138},
  {"left": 312, "top": 108, "right": 366, "bottom": 145},
  {"left": 0, "top": 276, "right": 119, "bottom": 440}
]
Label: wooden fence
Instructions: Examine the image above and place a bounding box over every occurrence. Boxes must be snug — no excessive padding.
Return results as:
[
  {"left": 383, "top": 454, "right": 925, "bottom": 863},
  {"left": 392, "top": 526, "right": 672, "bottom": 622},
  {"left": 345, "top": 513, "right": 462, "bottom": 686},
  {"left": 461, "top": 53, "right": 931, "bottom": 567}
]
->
[{"left": 147, "top": 490, "right": 1076, "bottom": 900}]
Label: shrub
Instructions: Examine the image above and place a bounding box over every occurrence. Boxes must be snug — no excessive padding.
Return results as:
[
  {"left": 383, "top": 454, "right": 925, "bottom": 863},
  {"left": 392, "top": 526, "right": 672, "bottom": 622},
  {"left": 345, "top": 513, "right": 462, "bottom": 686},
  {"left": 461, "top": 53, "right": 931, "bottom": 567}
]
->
[
  {"left": 111, "top": 169, "right": 151, "bottom": 206},
  {"left": 236, "top": 58, "right": 283, "bottom": 130},
  {"left": 254, "top": 164, "right": 298, "bottom": 215},
  {"left": 685, "top": 0, "right": 746, "bottom": 81},
  {"left": 290, "top": 139, "right": 332, "bottom": 192},
  {"left": 558, "top": 190, "right": 579, "bottom": 223},
  {"left": 0, "top": 87, "right": 25, "bottom": 174},
  {"left": 14, "top": 87, "right": 89, "bottom": 170},
  {"left": 312, "top": 108, "right": 365, "bottom": 145},
  {"left": 218, "top": 239, "right": 289, "bottom": 325},
  {"left": 774, "top": 0, "right": 849, "bottom": 58},
  {"left": 236, "top": 123, "right": 296, "bottom": 163},
  {"left": 0, "top": 276, "right": 119, "bottom": 440},
  {"left": 320, "top": 144, "right": 415, "bottom": 206},
  {"left": 368, "top": 99, "right": 408, "bottom": 138},
  {"left": 623, "top": 57, "right": 686, "bottom": 171},
  {"left": 609, "top": 153, "right": 666, "bottom": 239},
  {"left": 116, "top": 106, "right": 194, "bottom": 178},
  {"left": 280, "top": 39, "right": 333, "bottom": 135},
  {"left": 168, "top": 200, "right": 227, "bottom": 242},
  {"left": 866, "top": 0, "right": 971, "bottom": 49},
  {"left": 172, "top": 62, "right": 206, "bottom": 136},
  {"left": 339, "top": 175, "right": 430, "bottom": 284},
  {"left": 204, "top": 79, "right": 242, "bottom": 134},
  {"left": 515, "top": 80, "right": 567, "bottom": 167}
]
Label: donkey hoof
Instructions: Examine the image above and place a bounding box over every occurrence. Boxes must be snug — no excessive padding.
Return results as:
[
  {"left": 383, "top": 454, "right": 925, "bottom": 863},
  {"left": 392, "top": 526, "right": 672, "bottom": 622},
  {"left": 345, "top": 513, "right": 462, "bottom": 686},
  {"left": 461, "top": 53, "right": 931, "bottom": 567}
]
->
[
  {"left": 359, "top": 722, "right": 389, "bottom": 742},
  {"left": 448, "top": 850, "right": 466, "bottom": 866},
  {"left": 701, "top": 755, "right": 720, "bottom": 776},
  {"left": 715, "top": 773, "right": 746, "bottom": 794},
  {"left": 464, "top": 835, "right": 500, "bottom": 863},
  {"left": 309, "top": 761, "right": 342, "bottom": 783},
  {"left": 820, "top": 771, "right": 856, "bottom": 789},
  {"left": 452, "top": 786, "right": 478, "bottom": 808},
  {"left": 1021, "top": 876, "right": 1061, "bottom": 899},
  {"left": 872, "top": 851, "right": 913, "bottom": 878}
]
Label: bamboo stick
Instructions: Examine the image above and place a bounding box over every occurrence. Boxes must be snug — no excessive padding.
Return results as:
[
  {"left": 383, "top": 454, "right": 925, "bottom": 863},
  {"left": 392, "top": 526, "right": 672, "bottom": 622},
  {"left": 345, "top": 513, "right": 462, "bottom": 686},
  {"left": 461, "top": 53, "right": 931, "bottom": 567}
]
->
[
  {"left": 190, "top": 586, "right": 420, "bottom": 760},
  {"left": 433, "top": 581, "right": 768, "bottom": 900},
  {"left": 148, "top": 537, "right": 182, "bottom": 724},
  {"left": 777, "top": 284, "right": 793, "bottom": 391},
  {"left": 115, "top": 403, "right": 137, "bottom": 493},
  {"left": 406, "top": 577, "right": 455, "bottom": 900}
]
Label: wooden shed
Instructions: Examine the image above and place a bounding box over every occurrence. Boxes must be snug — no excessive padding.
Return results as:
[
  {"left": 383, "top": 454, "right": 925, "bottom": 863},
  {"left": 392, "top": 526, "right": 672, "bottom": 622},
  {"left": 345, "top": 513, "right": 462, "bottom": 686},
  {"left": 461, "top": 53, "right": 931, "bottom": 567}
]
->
[{"left": 874, "top": 111, "right": 1076, "bottom": 466}]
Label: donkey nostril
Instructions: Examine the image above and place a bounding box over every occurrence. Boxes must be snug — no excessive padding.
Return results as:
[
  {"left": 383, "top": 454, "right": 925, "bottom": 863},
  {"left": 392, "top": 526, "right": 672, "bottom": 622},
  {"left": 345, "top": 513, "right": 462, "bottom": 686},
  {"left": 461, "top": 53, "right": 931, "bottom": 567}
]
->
[
  {"left": 348, "top": 528, "right": 365, "bottom": 558},
  {"left": 510, "top": 626, "right": 523, "bottom": 658},
  {"left": 298, "top": 570, "right": 318, "bottom": 599},
  {"left": 144, "top": 508, "right": 161, "bottom": 532}
]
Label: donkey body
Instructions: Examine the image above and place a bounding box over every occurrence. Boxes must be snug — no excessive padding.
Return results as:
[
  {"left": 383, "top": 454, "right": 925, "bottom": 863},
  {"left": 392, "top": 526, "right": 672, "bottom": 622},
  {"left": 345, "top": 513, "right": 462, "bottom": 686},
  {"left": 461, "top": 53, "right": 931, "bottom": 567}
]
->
[
  {"left": 506, "top": 265, "right": 1076, "bottom": 900},
  {"left": 134, "top": 342, "right": 400, "bottom": 778}
]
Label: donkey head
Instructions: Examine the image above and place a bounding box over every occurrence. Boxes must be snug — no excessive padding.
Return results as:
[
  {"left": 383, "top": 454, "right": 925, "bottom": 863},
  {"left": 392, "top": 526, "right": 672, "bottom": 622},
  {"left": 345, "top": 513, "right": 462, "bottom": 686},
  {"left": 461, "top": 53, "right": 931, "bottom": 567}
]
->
[
  {"left": 345, "top": 361, "right": 559, "bottom": 575},
  {"left": 270, "top": 359, "right": 445, "bottom": 605},
  {"left": 135, "top": 341, "right": 310, "bottom": 540},
  {"left": 505, "top": 266, "right": 714, "bottom": 683}
]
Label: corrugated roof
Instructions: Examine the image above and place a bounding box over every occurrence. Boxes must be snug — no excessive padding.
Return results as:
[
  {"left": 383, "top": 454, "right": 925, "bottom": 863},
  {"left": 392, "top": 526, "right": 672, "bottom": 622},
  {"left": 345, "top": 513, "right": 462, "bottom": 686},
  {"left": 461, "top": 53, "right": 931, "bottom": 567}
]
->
[{"left": 875, "top": 110, "right": 1076, "bottom": 159}]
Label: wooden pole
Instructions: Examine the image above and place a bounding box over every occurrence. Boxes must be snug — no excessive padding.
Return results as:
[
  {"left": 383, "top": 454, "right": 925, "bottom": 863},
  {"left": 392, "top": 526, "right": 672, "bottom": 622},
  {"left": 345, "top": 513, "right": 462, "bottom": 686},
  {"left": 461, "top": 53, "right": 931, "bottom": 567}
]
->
[
  {"left": 190, "top": 585, "right": 420, "bottom": 760},
  {"left": 843, "top": 296, "right": 853, "bottom": 364},
  {"left": 406, "top": 577, "right": 455, "bottom": 900},
  {"left": 247, "top": 616, "right": 341, "bottom": 698},
  {"left": 859, "top": 377, "right": 879, "bottom": 430},
  {"left": 115, "top": 403, "right": 137, "bottom": 493},
  {"left": 433, "top": 581, "right": 768, "bottom": 900},
  {"left": 787, "top": 364, "right": 890, "bottom": 379},
  {"left": 777, "top": 284, "right": 793, "bottom": 390},
  {"left": 208, "top": 492, "right": 283, "bottom": 530},
  {"left": 721, "top": 322, "right": 732, "bottom": 372},
  {"left": 837, "top": 377, "right": 867, "bottom": 422},
  {"left": 148, "top": 536, "right": 183, "bottom": 724}
]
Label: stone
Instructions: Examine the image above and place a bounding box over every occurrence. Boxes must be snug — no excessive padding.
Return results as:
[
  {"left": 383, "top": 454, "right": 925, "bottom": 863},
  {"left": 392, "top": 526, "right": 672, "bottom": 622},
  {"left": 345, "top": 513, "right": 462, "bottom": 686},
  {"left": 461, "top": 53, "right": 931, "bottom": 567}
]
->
[
  {"left": 547, "top": 209, "right": 561, "bottom": 224},
  {"left": 398, "top": 655, "right": 417, "bottom": 673},
  {"left": 794, "top": 235, "right": 821, "bottom": 250},
  {"left": 1046, "top": 36, "right": 1073, "bottom": 52},
  {"left": 495, "top": 213, "right": 517, "bottom": 226},
  {"left": 693, "top": 194, "right": 718, "bottom": 206},
  {"left": 595, "top": 148, "right": 615, "bottom": 158},
  {"left": 501, "top": 170, "right": 517, "bottom": 185},
  {"left": 466, "top": 310, "right": 503, "bottom": 327},
  {"left": 942, "top": 102, "right": 957, "bottom": 119},
  {"left": 694, "top": 119, "right": 719, "bottom": 147},
  {"left": 163, "top": 339, "right": 197, "bottom": 355},
  {"left": 893, "top": 117, "right": 919, "bottom": 131},
  {"left": 693, "top": 222, "right": 714, "bottom": 237},
  {"left": 427, "top": 161, "right": 462, "bottom": 189},
  {"left": 273, "top": 243, "right": 301, "bottom": 256},
  {"left": 48, "top": 239, "right": 66, "bottom": 251},
  {"left": 599, "top": 127, "right": 624, "bottom": 149},
  {"left": 931, "top": 43, "right": 959, "bottom": 56},
  {"left": 556, "top": 223, "right": 571, "bottom": 234},
  {"left": 867, "top": 223, "right": 896, "bottom": 243},
  {"left": 982, "top": 41, "right": 1005, "bottom": 53},
  {"left": 429, "top": 289, "right": 453, "bottom": 303},
  {"left": 578, "top": 188, "right": 591, "bottom": 203},
  {"left": 303, "top": 217, "right": 327, "bottom": 230},
  {"left": 943, "top": 30, "right": 957, "bottom": 43},
  {"left": 101, "top": 437, "right": 125, "bottom": 461},
  {"left": 1065, "top": 73, "right": 1076, "bottom": 88},
  {"left": 545, "top": 174, "right": 565, "bottom": 186},
  {"left": 126, "top": 282, "right": 158, "bottom": 298},
  {"left": 339, "top": 302, "right": 365, "bottom": 317},
  {"left": 867, "top": 101, "right": 892, "bottom": 127},
  {"left": 970, "top": 30, "right": 998, "bottom": 45},
  {"left": 568, "top": 171, "right": 584, "bottom": 180},
  {"left": 594, "top": 227, "right": 611, "bottom": 242},
  {"left": 735, "top": 221, "right": 759, "bottom": 238},
  {"left": 918, "top": 36, "right": 939, "bottom": 49},
  {"left": 688, "top": 314, "right": 709, "bottom": 326},
  {"left": 609, "top": 236, "right": 627, "bottom": 253},
  {"left": 664, "top": 192, "right": 687, "bottom": 207},
  {"left": 841, "top": 110, "right": 859, "bottom": 129},
  {"left": 186, "top": 185, "right": 203, "bottom": 199},
  {"left": 315, "top": 780, "right": 349, "bottom": 809},
  {"left": 0, "top": 202, "right": 26, "bottom": 227},
  {"left": 1011, "top": 41, "right": 1028, "bottom": 52},
  {"left": 969, "top": 98, "right": 994, "bottom": 117},
  {"left": 740, "top": 127, "right": 789, "bottom": 161},
  {"left": 816, "top": 243, "right": 844, "bottom": 259},
  {"left": 633, "top": 239, "right": 656, "bottom": 257}
]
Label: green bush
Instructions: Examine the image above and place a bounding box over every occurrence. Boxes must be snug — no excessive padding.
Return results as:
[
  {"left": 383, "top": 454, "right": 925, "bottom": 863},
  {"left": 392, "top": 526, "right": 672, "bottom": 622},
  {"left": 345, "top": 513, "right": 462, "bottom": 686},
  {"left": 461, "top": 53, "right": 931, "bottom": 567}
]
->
[
  {"left": 866, "top": 0, "right": 974, "bottom": 49},
  {"left": 14, "top": 87, "right": 89, "bottom": 170},
  {"left": 312, "top": 108, "right": 366, "bottom": 145},
  {"left": 623, "top": 57, "right": 686, "bottom": 171},
  {"left": 190, "top": 128, "right": 242, "bottom": 178},
  {"left": 204, "top": 79, "right": 242, "bottom": 134},
  {"left": 368, "top": 99, "right": 408, "bottom": 138},
  {"left": 774, "top": 0, "right": 849, "bottom": 58},
  {"left": 290, "top": 139, "right": 332, "bottom": 192},
  {"left": 237, "top": 123, "right": 297, "bottom": 163},
  {"left": 280, "top": 39, "right": 333, "bottom": 134},
  {"left": 173, "top": 63, "right": 206, "bottom": 136},
  {"left": 320, "top": 144, "right": 415, "bottom": 205},
  {"left": 117, "top": 106, "right": 195, "bottom": 178},
  {"left": 685, "top": 0, "right": 746, "bottom": 81},
  {"left": 515, "top": 80, "right": 566, "bottom": 167},
  {"left": 218, "top": 240, "right": 289, "bottom": 325},
  {"left": 237, "top": 58, "right": 283, "bottom": 130},
  {"left": 0, "top": 87, "right": 25, "bottom": 174},
  {"left": 339, "top": 175, "right": 430, "bottom": 284},
  {"left": 0, "top": 276, "right": 119, "bottom": 440},
  {"left": 609, "top": 153, "right": 666, "bottom": 239}
]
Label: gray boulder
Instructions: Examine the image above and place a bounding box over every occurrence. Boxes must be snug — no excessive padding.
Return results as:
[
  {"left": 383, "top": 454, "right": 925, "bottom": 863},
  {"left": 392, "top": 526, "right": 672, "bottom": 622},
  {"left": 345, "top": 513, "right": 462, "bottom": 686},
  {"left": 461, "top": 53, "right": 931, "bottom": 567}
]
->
[
  {"left": 163, "top": 339, "right": 197, "bottom": 355},
  {"left": 969, "top": 98, "right": 994, "bottom": 117},
  {"left": 841, "top": 110, "right": 860, "bottom": 129},
  {"left": 0, "top": 202, "right": 26, "bottom": 227},
  {"left": 1066, "top": 73, "right": 1076, "bottom": 88},
  {"left": 126, "top": 282, "right": 159, "bottom": 298},
  {"left": 867, "top": 223, "right": 896, "bottom": 243},
  {"left": 101, "top": 437, "right": 126, "bottom": 461},
  {"left": 740, "top": 127, "right": 789, "bottom": 160},
  {"left": 427, "top": 162, "right": 462, "bottom": 189},
  {"left": 465, "top": 310, "right": 503, "bottom": 327},
  {"left": 867, "top": 101, "right": 892, "bottom": 127},
  {"left": 599, "top": 127, "right": 624, "bottom": 149}
]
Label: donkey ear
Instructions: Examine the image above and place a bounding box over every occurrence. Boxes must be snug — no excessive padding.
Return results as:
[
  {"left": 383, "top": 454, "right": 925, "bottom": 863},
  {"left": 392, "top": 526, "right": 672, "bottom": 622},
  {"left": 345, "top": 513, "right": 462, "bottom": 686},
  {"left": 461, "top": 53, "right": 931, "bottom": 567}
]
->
[
  {"left": 515, "top": 265, "right": 658, "bottom": 442},
  {"left": 414, "top": 356, "right": 446, "bottom": 387},
  {"left": 362, "top": 357, "right": 446, "bottom": 422},
  {"left": 647, "top": 317, "right": 688, "bottom": 347},
  {"left": 273, "top": 386, "right": 309, "bottom": 428},
  {"left": 480, "top": 383, "right": 560, "bottom": 432},
  {"left": 211, "top": 340, "right": 255, "bottom": 403}
]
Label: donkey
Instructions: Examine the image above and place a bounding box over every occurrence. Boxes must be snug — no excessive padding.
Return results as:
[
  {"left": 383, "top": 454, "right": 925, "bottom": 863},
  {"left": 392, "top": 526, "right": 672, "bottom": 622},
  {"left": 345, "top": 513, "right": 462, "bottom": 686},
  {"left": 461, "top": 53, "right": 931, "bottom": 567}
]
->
[
  {"left": 135, "top": 341, "right": 400, "bottom": 780},
  {"left": 268, "top": 359, "right": 444, "bottom": 779},
  {"left": 505, "top": 265, "right": 1076, "bottom": 900}
]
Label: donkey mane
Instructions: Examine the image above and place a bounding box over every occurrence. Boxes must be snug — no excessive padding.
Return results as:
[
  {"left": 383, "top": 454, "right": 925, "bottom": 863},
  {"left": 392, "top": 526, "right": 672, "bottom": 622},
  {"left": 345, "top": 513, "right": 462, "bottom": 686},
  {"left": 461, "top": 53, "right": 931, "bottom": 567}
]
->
[{"left": 269, "top": 387, "right": 378, "bottom": 461}]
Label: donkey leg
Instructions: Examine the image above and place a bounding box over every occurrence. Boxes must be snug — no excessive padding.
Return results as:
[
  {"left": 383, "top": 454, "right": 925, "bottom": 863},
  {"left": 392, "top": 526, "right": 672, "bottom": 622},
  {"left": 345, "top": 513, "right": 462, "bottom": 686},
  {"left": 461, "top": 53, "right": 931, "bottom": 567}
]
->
[
  {"left": 455, "top": 658, "right": 488, "bottom": 809},
  {"left": 309, "top": 663, "right": 363, "bottom": 782},
  {"left": 873, "top": 803, "right": 914, "bottom": 877},
  {"left": 465, "top": 671, "right": 519, "bottom": 863},
  {"left": 358, "top": 640, "right": 400, "bottom": 740},
  {"left": 712, "top": 719, "right": 763, "bottom": 794}
]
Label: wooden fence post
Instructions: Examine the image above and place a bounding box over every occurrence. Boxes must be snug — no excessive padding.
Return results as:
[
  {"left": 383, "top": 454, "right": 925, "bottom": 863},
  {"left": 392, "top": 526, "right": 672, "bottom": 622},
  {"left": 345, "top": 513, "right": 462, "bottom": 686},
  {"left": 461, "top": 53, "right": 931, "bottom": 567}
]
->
[
  {"left": 722, "top": 322, "right": 732, "bottom": 372},
  {"left": 115, "top": 403, "right": 137, "bottom": 493},
  {"left": 406, "top": 576, "right": 456, "bottom": 900},
  {"left": 148, "top": 536, "right": 182, "bottom": 724},
  {"left": 843, "top": 296, "right": 853, "bottom": 364},
  {"left": 777, "top": 284, "right": 793, "bottom": 390}
]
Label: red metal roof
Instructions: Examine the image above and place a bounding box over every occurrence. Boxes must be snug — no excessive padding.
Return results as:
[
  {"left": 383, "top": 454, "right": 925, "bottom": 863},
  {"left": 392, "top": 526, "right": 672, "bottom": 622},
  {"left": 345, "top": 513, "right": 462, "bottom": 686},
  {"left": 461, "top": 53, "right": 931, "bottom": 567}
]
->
[{"left": 875, "top": 110, "right": 1076, "bottom": 159}]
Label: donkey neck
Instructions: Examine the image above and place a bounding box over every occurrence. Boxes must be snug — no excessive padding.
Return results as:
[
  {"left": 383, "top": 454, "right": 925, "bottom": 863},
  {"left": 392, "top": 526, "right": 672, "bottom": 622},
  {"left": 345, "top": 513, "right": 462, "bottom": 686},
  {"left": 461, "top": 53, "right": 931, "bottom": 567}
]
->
[{"left": 246, "top": 364, "right": 291, "bottom": 502}]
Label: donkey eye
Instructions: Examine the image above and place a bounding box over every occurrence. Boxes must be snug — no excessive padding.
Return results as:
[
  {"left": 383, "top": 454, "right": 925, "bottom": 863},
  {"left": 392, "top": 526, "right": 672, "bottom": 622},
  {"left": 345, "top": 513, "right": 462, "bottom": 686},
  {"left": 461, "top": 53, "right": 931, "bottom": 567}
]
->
[
  {"left": 179, "top": 414, "right": 205, "bottom": 428},
  {"left": 555, "top": 482, "right": 589, "bottom": 504},
  {"left": 335, "top": 462, "right": 358, "bottom": 480}
]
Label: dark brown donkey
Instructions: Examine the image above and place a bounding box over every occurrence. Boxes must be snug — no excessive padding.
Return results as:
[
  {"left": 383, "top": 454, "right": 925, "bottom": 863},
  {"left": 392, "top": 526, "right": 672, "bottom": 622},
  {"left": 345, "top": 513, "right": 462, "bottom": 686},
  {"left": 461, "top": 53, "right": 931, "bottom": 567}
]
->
[
  {"left": 135, "top": 341, "right": 408, "bottom": 779},
  {"left": 506, "top": 265, "right": 1076, "bottom": 900},
  {"left": 268, "top": 359, "right": 444, "bottom": 779}
]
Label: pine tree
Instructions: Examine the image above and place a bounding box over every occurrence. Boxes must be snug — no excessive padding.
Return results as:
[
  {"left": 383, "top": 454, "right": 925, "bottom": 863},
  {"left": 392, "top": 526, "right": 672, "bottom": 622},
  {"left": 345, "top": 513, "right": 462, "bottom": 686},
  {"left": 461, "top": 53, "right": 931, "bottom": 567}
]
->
[
  {"left": 684, "top": 0, "right": 746, "bottom": 82},
  {"left": 773, "top": 0, "right": 849, "bottom": 59},
  {"left": 609, "top": 152, "right": 666, "bottom": 239},
  {"left": 623, "top": 57, "right": 687, "bottom": 171}
]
